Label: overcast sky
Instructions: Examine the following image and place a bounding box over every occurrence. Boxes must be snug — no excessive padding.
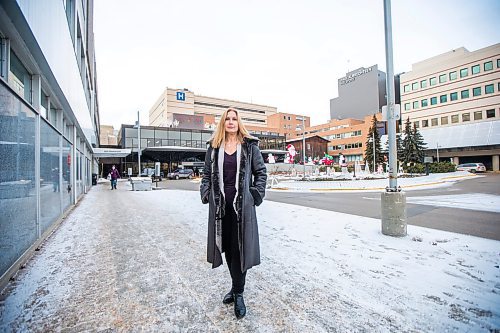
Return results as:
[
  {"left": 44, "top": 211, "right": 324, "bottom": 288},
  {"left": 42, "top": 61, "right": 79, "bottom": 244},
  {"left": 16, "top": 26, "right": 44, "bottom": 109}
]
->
[{"left": 93, "top": 0, "right": 500, "bottom": 128}]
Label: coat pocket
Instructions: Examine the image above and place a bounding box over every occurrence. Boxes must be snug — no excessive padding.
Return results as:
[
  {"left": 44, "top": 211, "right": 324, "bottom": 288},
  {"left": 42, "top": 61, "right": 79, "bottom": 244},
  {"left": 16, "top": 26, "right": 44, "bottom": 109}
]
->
[{"left": 249, "top": 186, "right": 263, "bottom": 206}]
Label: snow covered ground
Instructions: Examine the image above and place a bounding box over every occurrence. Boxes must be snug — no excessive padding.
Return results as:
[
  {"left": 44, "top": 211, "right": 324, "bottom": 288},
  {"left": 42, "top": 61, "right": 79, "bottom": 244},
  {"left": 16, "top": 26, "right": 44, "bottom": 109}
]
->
[
  {"left": 269, "top": 171, "right": 480, "bottom": 192},
  {"left": 0, "top": 187, "right": 498, "bottom": 332}
]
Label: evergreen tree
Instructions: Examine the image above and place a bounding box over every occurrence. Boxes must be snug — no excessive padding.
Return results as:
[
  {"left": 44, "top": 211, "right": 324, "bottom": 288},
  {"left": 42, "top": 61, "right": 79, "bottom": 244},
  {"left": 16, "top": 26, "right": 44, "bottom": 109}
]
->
[
  {"left": 364, "top": 114, "right": 384, "bottom": 171},
  {"left": 412, "top": 123, "right": 427, "bottom": 163},
  {"left": 401, "top": 117, "right": 416, "bottom": 165},
  {"left": 396, "top": 133, "right": 404, "bottom": 162}
]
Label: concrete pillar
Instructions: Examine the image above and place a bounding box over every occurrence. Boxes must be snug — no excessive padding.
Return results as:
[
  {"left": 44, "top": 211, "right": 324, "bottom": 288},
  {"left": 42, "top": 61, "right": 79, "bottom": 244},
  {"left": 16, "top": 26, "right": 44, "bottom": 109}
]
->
[
  {"left": 493, "top": 155, "right": 499, "bottom": 172},
  {"left": 381, "top": 191, "right": 407, "bottom": 237},
  {"left": 453, "top": 156, "right": 460, "bottom": 165}
]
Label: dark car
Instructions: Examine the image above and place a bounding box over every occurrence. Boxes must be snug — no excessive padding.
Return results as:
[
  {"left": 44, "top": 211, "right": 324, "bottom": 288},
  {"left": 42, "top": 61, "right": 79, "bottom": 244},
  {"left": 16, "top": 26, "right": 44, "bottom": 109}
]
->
[{"left": 167, "top": 169, "right": 194, "bottom": 180}]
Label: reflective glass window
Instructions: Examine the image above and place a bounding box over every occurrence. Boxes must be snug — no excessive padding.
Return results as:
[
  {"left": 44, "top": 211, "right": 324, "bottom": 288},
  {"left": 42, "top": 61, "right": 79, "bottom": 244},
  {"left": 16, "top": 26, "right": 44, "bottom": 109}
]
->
[
  {"left": 484, "top": 61, "right": 493, "bottom": 71},
  {"left": 460, "top": 68, "right": 468, "bottom": 78},
  {"left": 485, "top": 84, "right": 494, "bottom": 94},
  {"left": 473, "top": 87, "right": 481, "bottom": 96},
  {"left": 420, "top": 80, "right": 427, "bottom": 88},
  {"left": 439, "top": 74, "right": 447, "bottom": 83},
  {"left": 429, "top": 77, "right": 437, "bottom": 86},
  {"left": 441, "top": 116, "right": 448, "bottom": 125},
  {"left": 440, "top": 95, "right": 447, "bottom": 103},
  {"left": 486, "top": 109, "right": 495, "bottom": 118},
  {"left": 462, "top": 113, "right": 470, "bottom": 122},
  {"left": 451, "top": 115, "right": 459, "bottom": 123},
  {"left": 450, "top": 92, "right": 458, "bottom": 101},
  {"left": 421, "top": 99, "right": 428, "bottom": 107},
  {"left": 449, "top": 71, "right": 457, "bottom": 80},
  {"left": 472, "top": 64, "right": 480, "bottom": 74},
  {"left": 0, "top": 82, "right": 37, "bottom": 277},
  {"left": 461, "top": 90, "right": 469, "bottom": 99},
  {"left": 9, "top": 50, "right": 32, "bottom": 103},
  {"left": 430, "top": 97, "right": 437, "bottom": 105},
  {"left": 412, "top": 82, "right": 419, "bottom": 90},
  {"left": 474, "top": 111, "right": 482, "bottom": 120}
]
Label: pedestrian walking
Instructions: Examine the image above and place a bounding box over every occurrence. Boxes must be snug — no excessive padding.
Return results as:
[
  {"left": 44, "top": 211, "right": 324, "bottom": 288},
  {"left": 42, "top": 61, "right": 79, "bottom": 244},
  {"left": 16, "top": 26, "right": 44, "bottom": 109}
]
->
[
  {"left": 200, "top": 107, "right": 267, "bottom": 319},
  {"left": 109, "top": 165, "right": 120, "bottom": 190}
]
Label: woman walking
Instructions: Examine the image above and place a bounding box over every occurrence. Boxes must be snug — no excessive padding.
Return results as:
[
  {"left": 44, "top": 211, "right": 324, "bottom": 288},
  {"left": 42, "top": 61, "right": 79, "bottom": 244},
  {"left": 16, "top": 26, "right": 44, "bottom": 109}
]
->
[{"left": 200, "top": 107, "right": 267, "bottom": 319}]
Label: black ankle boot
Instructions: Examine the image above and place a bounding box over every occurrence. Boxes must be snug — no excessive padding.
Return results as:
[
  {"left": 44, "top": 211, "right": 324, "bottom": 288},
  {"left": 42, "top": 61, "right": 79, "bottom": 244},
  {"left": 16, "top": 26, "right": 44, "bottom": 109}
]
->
[
  {"left": 233, "top": 293, "right": 246, "bottom": 319},
  {"left": 222, "top": 290, "right": 234, "bottom": 304}
]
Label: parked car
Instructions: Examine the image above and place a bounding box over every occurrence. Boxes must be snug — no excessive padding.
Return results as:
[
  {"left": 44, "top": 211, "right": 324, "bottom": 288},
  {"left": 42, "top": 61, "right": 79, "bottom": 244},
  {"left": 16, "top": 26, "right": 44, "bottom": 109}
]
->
[
  {"left": 167, "top": 169, "right": 194, "bottom": 180},
  {"left": 456, "top": 163, "right": 486, "bottom": 173}
]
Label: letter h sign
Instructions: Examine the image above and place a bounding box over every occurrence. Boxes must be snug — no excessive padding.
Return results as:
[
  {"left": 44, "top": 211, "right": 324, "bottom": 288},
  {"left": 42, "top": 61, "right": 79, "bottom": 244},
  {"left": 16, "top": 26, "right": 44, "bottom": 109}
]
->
[{"left": 176, "top": 91, "right": 185, "bottom": 101}]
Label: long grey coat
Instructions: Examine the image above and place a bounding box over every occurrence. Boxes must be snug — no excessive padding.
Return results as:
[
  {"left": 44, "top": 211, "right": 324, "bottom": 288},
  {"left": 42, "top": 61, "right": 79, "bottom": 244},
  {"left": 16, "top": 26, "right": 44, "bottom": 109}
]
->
[{"left": 200, "top": 137, "right": 267, "bottom": 272}]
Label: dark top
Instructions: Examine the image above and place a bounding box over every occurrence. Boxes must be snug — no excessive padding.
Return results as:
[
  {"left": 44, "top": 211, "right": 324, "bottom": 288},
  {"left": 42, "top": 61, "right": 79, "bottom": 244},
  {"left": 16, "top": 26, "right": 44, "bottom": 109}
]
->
[{"left": 223, "top": 151, "right": 237, "bottom": 205}]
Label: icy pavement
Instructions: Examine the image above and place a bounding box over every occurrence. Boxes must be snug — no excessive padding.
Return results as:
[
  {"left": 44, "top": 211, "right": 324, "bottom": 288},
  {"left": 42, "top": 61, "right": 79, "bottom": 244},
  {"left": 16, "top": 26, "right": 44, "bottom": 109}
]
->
[
  {"left": 269, "top": 171, "right": 479, "bottom": 192},
  {"left": 0, "top": 185, "right": 499, "bottom": 332},
  {"left": 407, "top": 193, "right": 500, "bottom": 213}
]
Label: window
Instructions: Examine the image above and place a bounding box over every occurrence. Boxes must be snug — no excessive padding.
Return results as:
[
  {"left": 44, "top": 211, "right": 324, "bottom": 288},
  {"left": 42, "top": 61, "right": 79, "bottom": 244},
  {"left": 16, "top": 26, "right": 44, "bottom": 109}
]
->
[
  {"left": 450, "top": 92, "right": 458, "bottom": 101},
  {"left": 413, "top": 101, "right": 419, "bottom": 109},
  {"left": 484, "top": 61, "right": 493, "bottom": 71},
  {"left": 412, "top": 82, "right": 419, "bottom": 90},
  {"left": 283, "top": 116, "right": 286, "bottom": 120},
  {"left": 430, "top": 97, "right": 437, "bottom": 105},
  {"left": 430, "top": 77, "right": 437, "bottom": 86},
  {"left": 451, "top": 115, "right": 459, "bottom": 123},
  {"left": 421, "top": 80, "right": 427, "bottom": 88},
  {"left": 449, "top": 71, "right": 457, "bottom": 80},
  {"left": 439, "top": 74, "right": 447, "bottom": 83},
  {"left": 413, "top": 121, "right": 419, "bottom": 128},
  {"left": 441, "top": 116, "right": 448, "bottom": 125},
  {"left": 431, "top": 118, "right": 438, "bottom": 126},
  {"left": 472, "top": 64, "right": 480, "bottom": 74},
  {"left": 460, "top": 68, "right": 468, "bottom": 78},
  {"left": 404, "top": 84, "right": 410, "bottom": 92},
  {"left": 486, "top": 109, "right": 495, "bottom": 118},
  {"left": 9, "top": 50, "right": 32, "bottom": 103},
  {"left": 474, "top": 111, "right": 483, "bottom": 120},
  {"left": 422, "top": 120, "right": 429, "bottom": 127},
  {"left": 473, "top": 87, "right": 481, "bottom": 96},
  {"left": 462, "top": 113, "right": 470, "bottom": 122},
  {"left": 485, "top": 84, "right": 494, "bottom": 94},
  {"left": 498, "top": 59, "right": 500, "bottom": 68},
  {"left": 461, "top": 89, "right": 469, "bottom": 99},
  {"left": 440, "top": 94, "right": 447, "bottom": 103},
  {"left": 421, "top": 99, "right": 428, "bottom": 107},
  {"left": 404, "top": 103, "right": 410, "bottom": 111}
]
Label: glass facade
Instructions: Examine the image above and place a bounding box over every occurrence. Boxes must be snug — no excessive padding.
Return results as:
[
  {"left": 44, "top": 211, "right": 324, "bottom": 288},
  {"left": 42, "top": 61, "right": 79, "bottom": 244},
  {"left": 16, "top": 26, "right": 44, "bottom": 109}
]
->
[{"left": 0, "top": 81, "right": 37, "bottom": 277}]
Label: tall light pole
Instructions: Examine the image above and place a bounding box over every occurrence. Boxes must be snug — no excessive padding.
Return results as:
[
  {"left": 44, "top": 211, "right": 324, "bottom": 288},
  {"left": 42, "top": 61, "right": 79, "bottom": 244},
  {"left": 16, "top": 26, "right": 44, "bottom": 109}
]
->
[
  {"left": 372, "top": 130, "right": 376, "bottom": 173},
  {"left": 381, "top": 0, "right": 406, "bottom": 237},
  {"left": 302, "top": 116, "right": 306, "bottom": 177},
  {"left": 136, "top": 111, "right": 141, "bottom": 175},
  {"left": 436, "top": 142, "right": 440, "bottom": 163}
]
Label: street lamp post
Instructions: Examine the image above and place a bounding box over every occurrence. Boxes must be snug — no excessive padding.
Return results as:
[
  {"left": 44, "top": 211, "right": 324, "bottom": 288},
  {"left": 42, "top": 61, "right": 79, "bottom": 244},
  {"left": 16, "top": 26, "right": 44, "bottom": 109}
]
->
[
  {"left": 302, "top": 116, "right": 306, "bottom": 177},
  {"left": 372, "top": 130, "right": 376, "bottom": 173},
  {"left": 381, "top": 0, "right": 406, "bottom": 237},
  {"left": 135, "top": 111, "right": 141, "bottom": 176},
  {"left": 436, "top": 142, "right": 440, "bottom": 163}
]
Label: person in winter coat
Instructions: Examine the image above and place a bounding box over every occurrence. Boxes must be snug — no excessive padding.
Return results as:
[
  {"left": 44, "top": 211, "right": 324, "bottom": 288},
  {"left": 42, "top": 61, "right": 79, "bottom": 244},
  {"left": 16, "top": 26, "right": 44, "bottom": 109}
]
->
[
  {"left": 200, "top": 107, "right": 267, "bottom": 319},
  {"left": 109, "top": 165, "right": 120, "bottom": 190}
]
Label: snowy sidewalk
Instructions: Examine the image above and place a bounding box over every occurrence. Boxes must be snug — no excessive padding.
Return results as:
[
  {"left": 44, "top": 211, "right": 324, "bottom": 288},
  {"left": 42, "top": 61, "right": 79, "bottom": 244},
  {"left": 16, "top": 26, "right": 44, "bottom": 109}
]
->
[
  {"left": 269, "top": 171, "right": 479, "bottom": 192},
  {"left": 0, "top": 185, "right": 498, "bottom": 332}
]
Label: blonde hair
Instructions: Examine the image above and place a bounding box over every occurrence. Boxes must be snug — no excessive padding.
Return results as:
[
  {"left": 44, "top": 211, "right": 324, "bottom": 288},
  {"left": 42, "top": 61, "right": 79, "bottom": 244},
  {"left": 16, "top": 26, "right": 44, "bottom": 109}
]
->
[{"left": 211, "top": 107, "right": 252, "bottom": 148}]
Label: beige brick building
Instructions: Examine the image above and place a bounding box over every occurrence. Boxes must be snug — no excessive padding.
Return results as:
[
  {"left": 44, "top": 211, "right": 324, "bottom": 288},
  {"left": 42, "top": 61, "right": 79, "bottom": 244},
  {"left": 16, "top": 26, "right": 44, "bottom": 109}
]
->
[
  {"left": 149, "top": 87, "right": 278, "bottom": 129},
  {"left": 400, "top": 43, "right": 500, "bottom": 170}
]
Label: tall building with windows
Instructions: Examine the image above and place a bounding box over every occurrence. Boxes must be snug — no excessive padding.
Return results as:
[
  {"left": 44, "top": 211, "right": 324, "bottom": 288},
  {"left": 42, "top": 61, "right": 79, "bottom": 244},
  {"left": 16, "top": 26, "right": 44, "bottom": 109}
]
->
[
  {"left": 149, "top": 87, "right": 277, "bottom": 129},
  {"left": 400, "top": 44, "right": 500, "bottom": 170},
  {"left": 330, "top": 64, "right": 394, "bottom": 120},
  {"left": 0, "top": 0, "right": 100, "bottom": 285}
]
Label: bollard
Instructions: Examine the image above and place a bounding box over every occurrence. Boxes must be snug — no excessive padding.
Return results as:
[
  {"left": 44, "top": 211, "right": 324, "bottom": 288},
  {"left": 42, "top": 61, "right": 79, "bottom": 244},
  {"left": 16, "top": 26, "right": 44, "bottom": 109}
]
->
[{"left": 381, "top": 191, "right": 407, "bottom": 237}]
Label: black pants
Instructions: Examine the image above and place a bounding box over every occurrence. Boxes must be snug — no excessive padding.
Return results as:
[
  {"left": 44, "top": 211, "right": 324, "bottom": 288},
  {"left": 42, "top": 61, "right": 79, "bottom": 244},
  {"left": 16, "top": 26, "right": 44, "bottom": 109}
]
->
[{"left": 222, "top": 202, "right": 247, "bottom": 294}]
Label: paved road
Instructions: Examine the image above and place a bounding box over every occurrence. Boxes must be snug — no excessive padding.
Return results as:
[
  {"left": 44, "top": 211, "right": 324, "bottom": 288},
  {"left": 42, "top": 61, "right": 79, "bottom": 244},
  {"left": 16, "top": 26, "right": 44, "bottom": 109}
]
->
[{"left": 164, "top": 174, "right": 500, "bottom": 240}]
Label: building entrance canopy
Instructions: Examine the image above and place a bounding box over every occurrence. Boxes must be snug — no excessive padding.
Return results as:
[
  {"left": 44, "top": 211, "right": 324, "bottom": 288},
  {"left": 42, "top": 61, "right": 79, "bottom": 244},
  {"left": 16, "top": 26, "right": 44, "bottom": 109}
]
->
[{"left": 93, "top": 148, "right": 132, "bottom": 158}]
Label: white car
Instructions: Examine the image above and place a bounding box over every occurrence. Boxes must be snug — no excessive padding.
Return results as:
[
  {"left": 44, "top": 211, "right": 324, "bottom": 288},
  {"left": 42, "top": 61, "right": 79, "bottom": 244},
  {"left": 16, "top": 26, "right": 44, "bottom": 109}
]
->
[{"left": 457, "top": 163, "right": 486, "bottom": 173}]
